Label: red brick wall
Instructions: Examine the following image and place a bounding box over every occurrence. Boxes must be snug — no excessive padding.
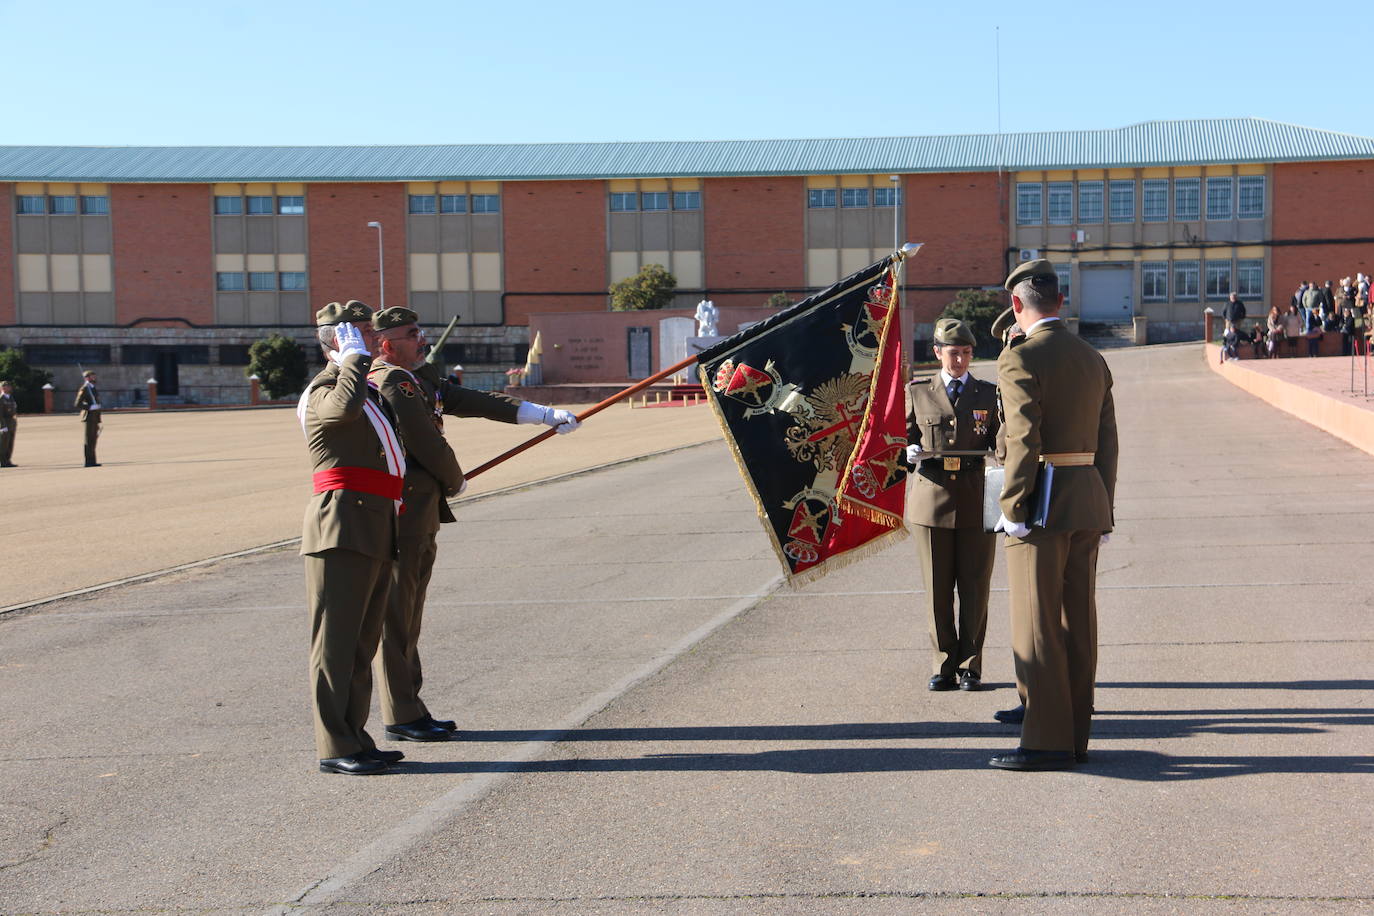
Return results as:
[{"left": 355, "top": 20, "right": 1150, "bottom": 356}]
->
[
  {"left": 307, "top": 183, "right": 406, "bottom": 311},
  {"left": 111, "top": 184, "right": 214, "bottom": 324},
  {"left": 703, "top": 176, "right": 805, "bottom": 308},
  {"left": 0, "top": 184, "right": 13, "bottom": 324},
  {"left": 1271, "top": 160, "right": 1374, "bottom": 301},
  {"left": 503, "top": 180, "right": 607, "bottom": 325},
  {"left": 903, "top": 172, "right": 1008, "bottom": 323}
]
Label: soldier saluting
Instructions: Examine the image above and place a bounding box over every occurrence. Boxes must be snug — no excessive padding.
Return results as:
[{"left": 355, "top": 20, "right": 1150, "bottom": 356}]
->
[
  {"left": 74, "top": 369, "right": 102, "bottom": 467},
  {"left": 906, "top": 318, "right": 1000, "bottom": 693},
  {"left": 366, "top": 307, "right": 579, "bottom": 743}
]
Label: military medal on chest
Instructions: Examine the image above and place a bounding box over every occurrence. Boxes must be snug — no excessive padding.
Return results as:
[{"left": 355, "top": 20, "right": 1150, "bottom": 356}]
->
[{"left": 972, "top": 409, "right": 989, "bottom": 437}]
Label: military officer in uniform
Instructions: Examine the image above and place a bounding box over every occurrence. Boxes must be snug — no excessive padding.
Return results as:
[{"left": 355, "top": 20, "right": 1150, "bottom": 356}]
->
[
  {"left": 368, "top": 306, "right": 580, "bottom": 742},
  {"left": 907, "top": 318, "right": 1001, "bottom": 692},
  {"left": 990, "top": 260, "right": 1118, "bottom": 771},
  {"left": 300, "top": 300, "right": 405, "bottom": 775},
  {"left": 74, "top": 370, "right": 102, "bottom": 467},
  {"left": 0, "top": 380, "right": 17, "bottom": 467}
]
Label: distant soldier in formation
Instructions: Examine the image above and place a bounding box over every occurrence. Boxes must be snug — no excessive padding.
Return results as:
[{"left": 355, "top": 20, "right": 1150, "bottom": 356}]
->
[
  {"left": 0, "top": 380, "right": 16, "bottom": 467},
  {"left": 298, "top": 300, "right": 403, "bottom": 776},
  {"left": 906, "top": 318, "right": 1000, "bottom": 693},
  {"left": 367, "top": 306, "right": 579, "bottom": 743},
  {"left": 74, "top": 370, "right": 102, "bottom": 467}
]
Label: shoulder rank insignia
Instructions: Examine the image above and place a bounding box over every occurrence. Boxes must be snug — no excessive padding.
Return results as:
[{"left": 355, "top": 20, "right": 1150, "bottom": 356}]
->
[{"left": 397, "top": 380, "right": 417, "bottom": 398}]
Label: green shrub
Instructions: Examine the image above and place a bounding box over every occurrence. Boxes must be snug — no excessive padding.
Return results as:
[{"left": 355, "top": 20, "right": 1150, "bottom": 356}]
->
[
  {"left": 609, "top": 263, "right": 677, "bottom": 311},
  {"left": 0, "top": 348, "right": 54, "bottom": 412},
  {"left": 940, "top": 289, "right": 1008, "bottom": 358},
  {"left": 247, "top": 334, "right": 308, "bottom": 399}
]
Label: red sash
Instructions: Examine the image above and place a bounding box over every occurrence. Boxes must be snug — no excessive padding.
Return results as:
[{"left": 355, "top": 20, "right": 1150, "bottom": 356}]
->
[{"left": 312, "top": 466, "right": 404, "bottom": 501}]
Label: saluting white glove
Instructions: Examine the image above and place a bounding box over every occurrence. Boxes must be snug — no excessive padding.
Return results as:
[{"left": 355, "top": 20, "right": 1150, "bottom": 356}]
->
[
  {"left": 1100, "top": 532, "right": 1111, "bottom": 546},
  {"left": 905, "top": 443, "right": 923, "bottom": 464},
  {"left": 517, "top": 402, "right": 580, "bottom": 434},
  {"left": 994, "top": 514, "right": 1030, "bottom": 538},
  {"left": 329, "top": 322, "right": 370, "bottom": 364}
]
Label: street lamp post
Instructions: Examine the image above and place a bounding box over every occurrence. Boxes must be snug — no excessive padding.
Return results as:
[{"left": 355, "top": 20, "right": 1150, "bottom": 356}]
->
[
  {"left": 889, "top": 175, "right": 902, "bottom": 308},
  {"left": 366, "top": 221, "right": 384, "bottom": 309}
]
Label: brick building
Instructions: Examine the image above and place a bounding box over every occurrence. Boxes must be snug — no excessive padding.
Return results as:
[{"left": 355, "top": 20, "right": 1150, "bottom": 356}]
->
[{"left": 3, "top": 118, "right": 1372, "bottom": 405}]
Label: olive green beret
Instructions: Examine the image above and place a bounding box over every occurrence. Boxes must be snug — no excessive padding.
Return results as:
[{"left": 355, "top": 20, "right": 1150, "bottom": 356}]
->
[
  {"left": 990, "top": 306, "right": 1016, "bottom": 340},
  {"left": 372, "top": 306, "right": 420, "bottom": 331},
  {"left": 315, "top": 300, "right": 373, "bottom": 326},
  {"left": 1004, "top": 258, "right": 1058, "bottom": 291},
  {"left": 933, "top": 318, "right": 977, "bottom": 347}
]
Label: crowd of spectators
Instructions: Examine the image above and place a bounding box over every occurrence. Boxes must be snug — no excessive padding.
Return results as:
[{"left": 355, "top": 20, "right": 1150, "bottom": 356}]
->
[{"left": 1221, "top": 273, "right": 1373, "bottom": 361}]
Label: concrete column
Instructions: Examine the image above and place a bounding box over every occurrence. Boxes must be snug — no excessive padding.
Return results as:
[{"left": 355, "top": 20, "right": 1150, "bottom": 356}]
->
[{"left": 1133, "top": 316, "right": 1149, "bottom": 346}]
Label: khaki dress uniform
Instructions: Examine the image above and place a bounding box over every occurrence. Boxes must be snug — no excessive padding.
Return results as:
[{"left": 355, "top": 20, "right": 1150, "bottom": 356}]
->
[
  {"left": 300, "top": 302, "right": 401, "bottom": 762},
  {"left": 367, "top": 311, "right": 522, "bottom": 731},
  {"left": 0, "top": 387, "right": 16, "bottom": 467},
  {"left": 908, "top": 363, "right": 1000, "bottom": 683},
  {"left": 74, "top": 380, "right": 102, "bottom": 466},
  {"left": 998, "top": 261, "right": 1119, "bottom": 759}
]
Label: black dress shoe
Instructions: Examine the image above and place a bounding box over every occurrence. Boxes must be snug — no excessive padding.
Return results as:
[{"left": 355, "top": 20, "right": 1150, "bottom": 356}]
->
[
  {"left": 958, "top": 671, "right": 981, "bottom": 691},
  {"left": 385, "top": 719, "right": 451, "bottom": 742},
  {"left": 319, "top": 753, "right": 388, "bottom": 775},
  {"left": 1074, "top": 750, "right": 1089, "bottom": 764},
  {"left": 927, "top": 673, "right": 957, "bottom": 691},
  {"left": 85, "top": 462, "right": 101, "bottom": 467},
  {"left": 364, "top": 747, "right": 405, "bottom": 764},
  {"left": 988, "top": 748, "right": 1076, "bottom": 771},
  {"left": 423, "top": 714, "right": 457, "bottom": 732},
  {"left": 993, "top": 704, "right": 1026, "bottom": 724}
]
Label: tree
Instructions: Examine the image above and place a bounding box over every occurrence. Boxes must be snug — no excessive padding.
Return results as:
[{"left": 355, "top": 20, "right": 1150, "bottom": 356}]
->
[
  {"left": 940, "top": 288, "right": 1008, "bottom": 359},
  {"left": 247, "top": 334, "right": 308, "bottom": 399},
  {"left": 609, "top": 263, "right": 677, "bottom": 311},
  {"left": 765, "top": 292, "right": 793, "bottom": 309},
  {"left": 0, "top": 348, "right": 53, "bottom": 412}
]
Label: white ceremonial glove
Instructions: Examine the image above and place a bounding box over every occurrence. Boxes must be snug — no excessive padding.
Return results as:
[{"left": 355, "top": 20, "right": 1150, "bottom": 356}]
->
[
  {"left": 1100, "top": 532, "right": 1111, "bottom": 546},
  {"left": 329, "top": 322, "right": 370, "bottom": 364},
  {"left": 905, "top": 443, "right": 923, "bottom": 464},
  {"left": 994, "top": 514, "right": 1031, "bottom": 538},
  {"left": 517, "top": 402, "right": 580, "bottom": 434},
  {"left": 0, "top": 427, "right": 7, "bottom": 433},
  {"left": 457, "top": 477, "right": 468, "bottom": 495}
]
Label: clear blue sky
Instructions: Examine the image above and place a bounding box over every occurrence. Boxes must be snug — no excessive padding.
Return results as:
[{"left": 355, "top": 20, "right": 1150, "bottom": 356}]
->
[{"left": 2, "top": 0, "right": 1369, "bottom": 147}]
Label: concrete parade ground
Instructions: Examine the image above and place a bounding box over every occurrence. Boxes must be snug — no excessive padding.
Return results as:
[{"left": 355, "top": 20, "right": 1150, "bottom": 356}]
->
[{"left": 2, "top": 345, "right": 1373, "bottom": 914}]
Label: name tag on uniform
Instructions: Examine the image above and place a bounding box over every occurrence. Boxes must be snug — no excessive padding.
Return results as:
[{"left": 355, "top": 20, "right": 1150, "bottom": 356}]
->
[{"left": 943, "top": 457, "right": 961, "bottom": 471}]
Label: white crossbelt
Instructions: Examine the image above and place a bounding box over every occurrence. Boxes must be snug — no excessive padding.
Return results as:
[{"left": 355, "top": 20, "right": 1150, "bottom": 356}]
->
[{"left": 297, "top": 383, "right": 407, "bottom": 513}]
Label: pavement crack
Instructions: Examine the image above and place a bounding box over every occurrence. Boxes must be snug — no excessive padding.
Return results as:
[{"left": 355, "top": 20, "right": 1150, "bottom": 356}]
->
[{"left": 0, "top": 809, "right": 68, "bottom": 872}]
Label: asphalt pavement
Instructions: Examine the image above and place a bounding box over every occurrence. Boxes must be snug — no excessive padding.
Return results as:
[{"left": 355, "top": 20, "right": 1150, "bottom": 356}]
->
[{"left": 2, "top": 344, "right": 1372, "bottom": 915}]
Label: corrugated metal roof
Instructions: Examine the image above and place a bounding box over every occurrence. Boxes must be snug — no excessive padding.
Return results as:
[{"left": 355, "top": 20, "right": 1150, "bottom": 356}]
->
[{"left": 2, "top": 119, "right": 1372, "bottom": 183}]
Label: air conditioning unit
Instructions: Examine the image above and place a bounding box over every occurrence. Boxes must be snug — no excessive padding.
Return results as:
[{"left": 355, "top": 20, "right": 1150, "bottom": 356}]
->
[{"left": 1018, "top": 248, "right": 1039, "bottom": 262}]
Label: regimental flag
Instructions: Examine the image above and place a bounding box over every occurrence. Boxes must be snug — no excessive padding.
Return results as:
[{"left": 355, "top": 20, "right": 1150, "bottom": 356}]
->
[{"left": 698, "top": 255, "right": 911, "bottom": 585}]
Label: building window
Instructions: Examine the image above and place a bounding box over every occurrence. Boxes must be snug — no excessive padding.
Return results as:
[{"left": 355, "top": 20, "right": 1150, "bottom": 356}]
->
[
  {"left": 1109, "top": 180, "right": 1134, "bottom": 222},
  {"left": 219, "top": 345, "right": 252, "bottom": 365},
  {"left": 248, "top": 271, "right": 276, "bottom": 290},
  {"left": 609, "top": 192, "right": 638, "bottom": 212},
  {"left": 872, "top": 187, "right": 900, "bottom": 207},
  {"left": 214, "top": 196, "right": 243, "bottom": 215},
  {"left": 1142, "top": 262, "right": 1168, "bottom": 301},
  {"left": 1238, "top": 176, "right": 1265, "bottom": 219},
  {"left": 49, "top": 196, "right": 78, "bottom": 215},
  {"left": 440, "top": 194, "right": 467, "bottom": 214},
  {"left": 1054, "top": 265, "right": 1071, "bottom": 303},
  {"left": 1206, "top": 177, "right": 1233, "bottom": 220},
  {"left": 807, "top": 188, "right": 837, "bottom": 209},
  {"left": 17, "top": 195, "right": 46, "bottom": 215},
  {"left": 216, "top": 272, "right": 246, "bottom": 291},
  {"left": 1077, "top": 181, "right": 1103, "bottom": 222},
  {"left": 277, "top": 196, "right": 305, "bottom": 215},
  {"left": 1204, "top": 260, "right": 1231, "bottom": 299},
  {"left": 280, "top": 271, "right": 307, "bottom": 290},
  {"left": 841, "top": 188, "right": 869, "bottom": 208},
  {"left": 673, "top": 190, "right": 701, "bottom": 210},
  {"left": 408, "top": 194, "right": 437, "bottom": 214},
  {"left": 1015, "top": 183, "right": 1042, "bottom": 224},
  {"left": 1174, "top": 178, "right": 1200, "bottom": 221},
  {"left": 81, "top": 195, "right": 109, "bottom": 214},
  {"left": 1174, "top": 260, "right": 1200, "bottom": 299},
  {"left": 1236, "top": 259, "right": 1264, "bottom": 297},
  {"left": 1142, "top": 180, "right": 1168, "bottom": 222},
  {"left": 24, "top": 345, "right": 112, "bottom": 365},
  {"left": 471, "top": 194, "right": 500, "bottom": 213},
  {"left": 641, "top": 191, "right": 669, "bottom": 211},
  {"left": 1047, "top": 182, "right": 1073, "bottom": 224},
  {"left": 246, "top": 196, "right": 274, "bottom": 215}
]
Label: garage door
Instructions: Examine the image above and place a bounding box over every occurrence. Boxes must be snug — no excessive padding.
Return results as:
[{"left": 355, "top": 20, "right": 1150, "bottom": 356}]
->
[{"left": 1078, "top": 266, "right": 1133, "bottom": 322}]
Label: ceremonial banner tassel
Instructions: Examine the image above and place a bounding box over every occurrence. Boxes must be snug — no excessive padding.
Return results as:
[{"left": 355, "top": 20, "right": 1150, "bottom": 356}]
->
[{"left": 697, "top": 249, "right": 916, "bottom": 585}]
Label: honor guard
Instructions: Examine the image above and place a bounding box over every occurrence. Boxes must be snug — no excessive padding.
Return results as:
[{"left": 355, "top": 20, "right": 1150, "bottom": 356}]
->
[
  {"left": 906, "top": 318, "right": 1001, "bottom": 692},
  {"left": 0, "top": 380, "right": 16, "bottom": 467},
  {"left": 989, "top": 259, "right": 1118, "bottom": 771},
  {"left": 368, "top": 306, "right": 580, "bottom": 744},
  {"left": 299, "top": 300, "right": 405, "bottom": 775},
  {"left": 74, "top": 370, "right": 102, "bottom": 467}
]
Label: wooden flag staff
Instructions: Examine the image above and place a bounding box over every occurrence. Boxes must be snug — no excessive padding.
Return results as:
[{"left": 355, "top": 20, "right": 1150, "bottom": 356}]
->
[{"left": 463, "top": 353, "right": 701, "bottom": 480}]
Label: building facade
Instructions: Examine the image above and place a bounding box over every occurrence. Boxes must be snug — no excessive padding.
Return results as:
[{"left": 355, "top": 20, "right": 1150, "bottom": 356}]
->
[{"left": 3, "top": 119, "right": 1372, "bottom": 404}]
